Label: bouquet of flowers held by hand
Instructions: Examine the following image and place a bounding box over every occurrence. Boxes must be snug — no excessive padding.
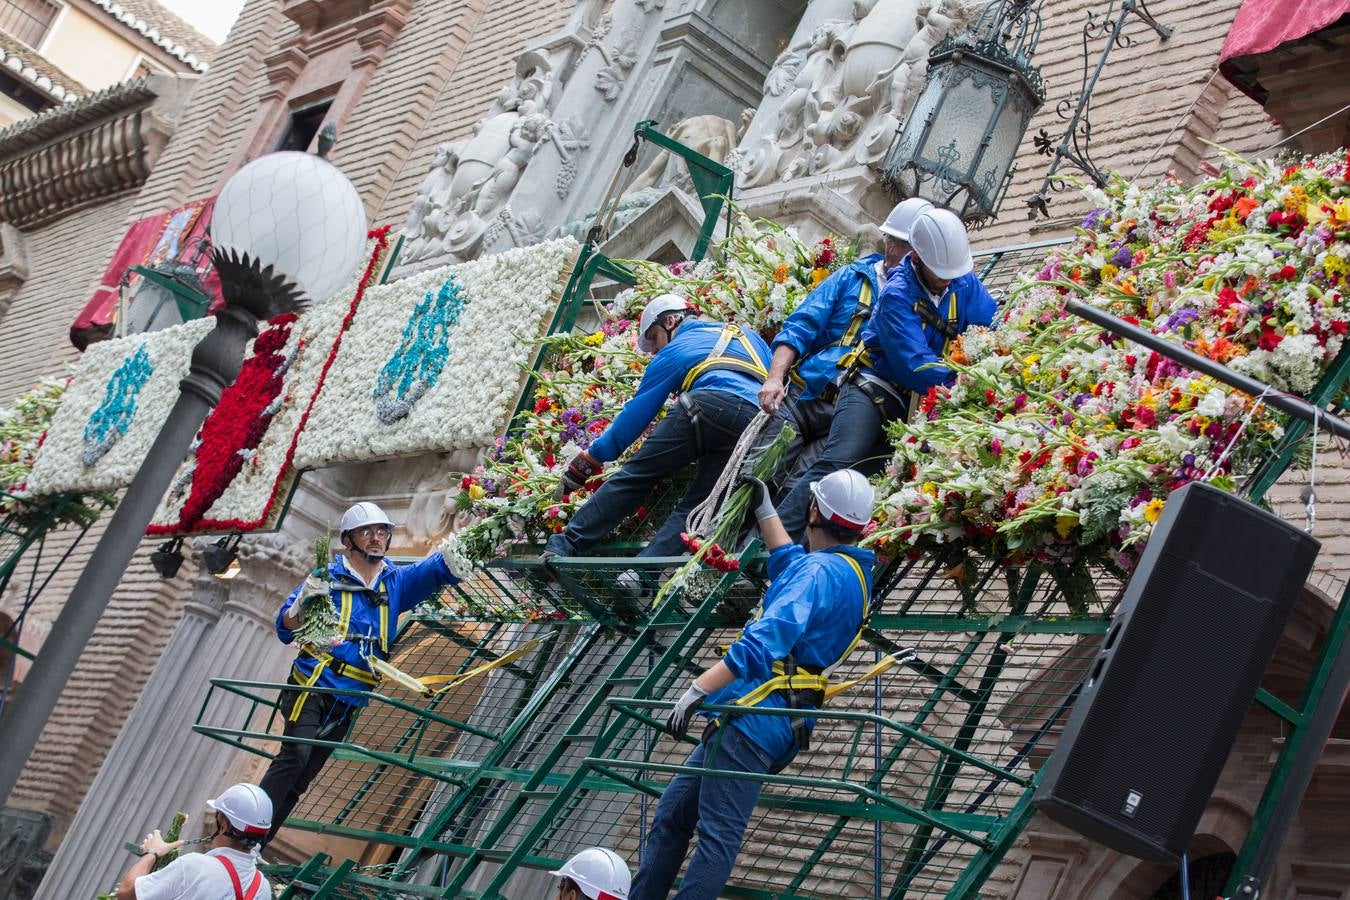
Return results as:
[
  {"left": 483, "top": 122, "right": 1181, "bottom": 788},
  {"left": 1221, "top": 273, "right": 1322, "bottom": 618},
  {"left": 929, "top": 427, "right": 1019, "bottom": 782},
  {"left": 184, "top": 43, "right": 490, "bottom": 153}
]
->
[
  {"left": 291, "top": 530, "right": 344, "bottom": 648},
  {"left": 868, "top": 148, "right": 1349, "bottom": 572}
]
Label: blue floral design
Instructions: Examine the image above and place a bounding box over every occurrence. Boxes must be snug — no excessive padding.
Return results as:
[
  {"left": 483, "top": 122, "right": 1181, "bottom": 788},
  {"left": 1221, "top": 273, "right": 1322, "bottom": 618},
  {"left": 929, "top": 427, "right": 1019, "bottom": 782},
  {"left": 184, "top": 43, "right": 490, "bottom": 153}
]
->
[
  {"left": 373, "top": 273, "right": 468, "bottom": 424},
  {"left": 82, "top": 344, "right": 154, "bottom": 467}
]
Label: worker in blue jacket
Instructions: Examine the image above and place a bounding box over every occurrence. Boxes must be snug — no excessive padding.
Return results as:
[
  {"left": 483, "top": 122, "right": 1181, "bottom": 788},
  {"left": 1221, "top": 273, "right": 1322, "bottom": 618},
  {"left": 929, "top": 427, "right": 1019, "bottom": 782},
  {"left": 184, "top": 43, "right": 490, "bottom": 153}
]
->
[
  {"left": 776, "top": 206, "right": 997, "bottom": 542},
  {"left": 629, "top": 469, "right": 875, "bottom": 900},
  {"left": 259, "top": 501, "right": 463, "bottom": 845},
  {"left": 761, "top": 198, "right": 932, "bottom": 495},
  {"left": 545, "top": 294, "right": 776, "bottom": 562}
]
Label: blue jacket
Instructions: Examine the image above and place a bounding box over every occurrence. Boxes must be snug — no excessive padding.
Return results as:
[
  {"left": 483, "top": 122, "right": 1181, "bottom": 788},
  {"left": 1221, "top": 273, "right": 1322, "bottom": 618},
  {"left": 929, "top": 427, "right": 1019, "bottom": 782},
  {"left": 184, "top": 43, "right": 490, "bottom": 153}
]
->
[
  {"left": 588, "top": 318, "right": 770, "bottom": 463},
  {"left": 772, "top": 254, "right": 884, "bottom": 401},
  {"left": 707, "top": 542, "right": 875, "bottom": 761},
  {"left": 276, "top": 552, "right": 458, "bottom": 707},
  {"left": 860, "top": 255, "right": 997, "bottom": 393}
]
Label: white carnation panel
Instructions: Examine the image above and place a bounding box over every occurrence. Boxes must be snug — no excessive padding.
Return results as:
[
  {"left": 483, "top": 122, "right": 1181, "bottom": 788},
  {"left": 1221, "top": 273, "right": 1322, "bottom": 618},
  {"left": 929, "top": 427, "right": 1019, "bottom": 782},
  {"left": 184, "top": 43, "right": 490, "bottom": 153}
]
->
[
  {"left": 150, "top": 235, "right": 390, "bottom": 532},
  {"left": 27, "top": 318, "right": 217, "bottom": 495},
  {"left": 294, "top": 237, "right": 578, "bottom": 469}
]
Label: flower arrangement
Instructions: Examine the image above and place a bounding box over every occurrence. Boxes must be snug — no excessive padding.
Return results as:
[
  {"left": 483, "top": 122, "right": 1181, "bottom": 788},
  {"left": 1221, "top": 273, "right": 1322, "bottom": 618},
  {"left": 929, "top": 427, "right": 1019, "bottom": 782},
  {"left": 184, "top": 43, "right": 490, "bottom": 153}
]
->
[
  {"left": 621, "top": 210, "right": 856, "bottom": 339},
  {"left": 867, "top": 149, "right": 1350, "bottom": 571},
  {"left": 452, "top": 220, "right": 855, "bottom": 565},
  {"left": 26, "top": 317, "right": 216, "bottom": 496},
  {"left": 150, "top": 228, "right": 393, "bottom": 534},
  {"left": 293, "top": 237, "right": 579, "bottom": 469},
  {"left": 0, "top": 377, "right": 111, "bottom": 527},
  {"left": 454, "top": 311, "right": 649, "bottom": 564}
]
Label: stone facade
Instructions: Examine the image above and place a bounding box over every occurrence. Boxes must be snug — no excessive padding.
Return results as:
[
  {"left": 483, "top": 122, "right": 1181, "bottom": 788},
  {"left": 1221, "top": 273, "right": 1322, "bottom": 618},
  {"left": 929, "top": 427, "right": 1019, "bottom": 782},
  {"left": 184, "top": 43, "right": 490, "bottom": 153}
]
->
[{"left": 0, "top": 0, "right": 1344, "bottom": 897}]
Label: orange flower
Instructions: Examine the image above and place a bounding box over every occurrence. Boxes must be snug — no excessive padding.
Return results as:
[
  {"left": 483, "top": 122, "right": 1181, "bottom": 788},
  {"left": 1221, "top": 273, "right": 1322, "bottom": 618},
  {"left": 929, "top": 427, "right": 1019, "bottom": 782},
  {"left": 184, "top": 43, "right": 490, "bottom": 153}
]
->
[
  {"left": 1234, "top": 196, "right": 1259, "bottom": 221},
  {"left": 773, "top": 263, "right": 789, "bottom": 284},
  {"left": 811, "top": 267, "right": 829, "bottom": 287}
]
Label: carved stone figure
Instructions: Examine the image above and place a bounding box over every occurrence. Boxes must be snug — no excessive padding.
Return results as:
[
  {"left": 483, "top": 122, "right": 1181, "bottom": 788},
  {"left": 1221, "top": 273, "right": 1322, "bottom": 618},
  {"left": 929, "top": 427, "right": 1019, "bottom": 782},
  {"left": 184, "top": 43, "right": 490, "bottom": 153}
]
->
[
  {"left": 399, "top": 51, "right": 556, "bottom": 263},
  {"left": 737, "top": 0, "right": 978, "bottom": 187}
]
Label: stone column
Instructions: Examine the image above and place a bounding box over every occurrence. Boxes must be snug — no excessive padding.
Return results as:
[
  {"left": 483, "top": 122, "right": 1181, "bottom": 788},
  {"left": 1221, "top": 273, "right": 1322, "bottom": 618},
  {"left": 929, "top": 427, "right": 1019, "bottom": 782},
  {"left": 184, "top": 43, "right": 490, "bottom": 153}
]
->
[{"left": 34, "top": 535, "right": 306, "bottom": 900}]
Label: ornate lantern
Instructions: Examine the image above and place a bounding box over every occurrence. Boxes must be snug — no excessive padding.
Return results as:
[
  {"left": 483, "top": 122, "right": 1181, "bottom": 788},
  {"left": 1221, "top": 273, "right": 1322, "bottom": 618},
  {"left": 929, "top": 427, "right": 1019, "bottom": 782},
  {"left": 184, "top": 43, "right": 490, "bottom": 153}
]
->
[{"left": 880, "top": 0, "right": 1046, "bottom": 225}]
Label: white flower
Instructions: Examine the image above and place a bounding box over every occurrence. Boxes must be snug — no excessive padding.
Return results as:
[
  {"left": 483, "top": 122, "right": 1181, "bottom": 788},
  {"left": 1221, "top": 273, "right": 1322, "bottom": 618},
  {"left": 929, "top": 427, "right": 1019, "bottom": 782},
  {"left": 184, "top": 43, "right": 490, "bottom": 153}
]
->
[
  {"left": 27, "top": 318, "right": 215, "bottom": 495},
  {"left": 1195, "top": 387, "right": 1226, "bottom": 418}
]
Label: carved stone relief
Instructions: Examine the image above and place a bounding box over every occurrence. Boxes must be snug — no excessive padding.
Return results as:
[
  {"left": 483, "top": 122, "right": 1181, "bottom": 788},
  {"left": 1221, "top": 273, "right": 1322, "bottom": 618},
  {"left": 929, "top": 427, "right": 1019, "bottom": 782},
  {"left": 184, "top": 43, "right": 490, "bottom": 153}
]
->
[
  {"left": 734, "top": 0, "right": 980, "bottom": 189},
  {"left": 400, "top": 51, "right": 557, "bottom": 264}
]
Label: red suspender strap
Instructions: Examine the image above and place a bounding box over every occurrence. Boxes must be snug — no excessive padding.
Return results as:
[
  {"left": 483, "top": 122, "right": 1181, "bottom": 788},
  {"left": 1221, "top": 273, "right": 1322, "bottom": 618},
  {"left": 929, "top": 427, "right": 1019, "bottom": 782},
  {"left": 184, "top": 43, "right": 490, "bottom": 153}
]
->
[{"left": 215, "top": 855, "right": 263, "bottom": 900}]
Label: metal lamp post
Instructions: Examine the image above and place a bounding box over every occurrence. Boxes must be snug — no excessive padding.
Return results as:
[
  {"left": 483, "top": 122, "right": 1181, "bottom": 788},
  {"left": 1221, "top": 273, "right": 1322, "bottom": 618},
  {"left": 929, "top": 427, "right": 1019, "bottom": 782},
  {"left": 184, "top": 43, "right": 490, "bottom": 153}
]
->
[
  {"left": 879, "top": 0, "right": 1046, "bottom": 224},
  {"left": 0, "top": 151, "right": 367, "bottom": 804}
]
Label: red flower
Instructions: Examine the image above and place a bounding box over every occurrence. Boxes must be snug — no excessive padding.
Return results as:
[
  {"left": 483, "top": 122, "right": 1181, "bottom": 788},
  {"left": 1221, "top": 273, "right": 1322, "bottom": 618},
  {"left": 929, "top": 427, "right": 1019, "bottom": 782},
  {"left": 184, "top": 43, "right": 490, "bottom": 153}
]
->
[
  {"left": 1257, "top": 329, "right": 1283, "bottom": 351},
  {"left": 1330, "top": 320, "right": 1347, "bottom": 336},
  {"left": 984, "top": 389, "right": 997, "bottom": 405}
]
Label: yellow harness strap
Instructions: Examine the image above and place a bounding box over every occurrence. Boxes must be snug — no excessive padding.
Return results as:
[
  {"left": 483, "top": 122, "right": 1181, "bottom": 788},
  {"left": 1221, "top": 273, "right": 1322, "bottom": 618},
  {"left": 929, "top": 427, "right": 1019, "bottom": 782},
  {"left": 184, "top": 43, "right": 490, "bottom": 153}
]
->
[
  {"left": 730, "top": 553, "right": 872, "bottom": 709},
  {"left": 680, "top": 325, "right": 770, "bottom": 393},
  {"left": 369, "top": 637, "right": 545, "bottom": 698},
  {"left": 287, "top": 584, "right": 392, "bottom": 722}
]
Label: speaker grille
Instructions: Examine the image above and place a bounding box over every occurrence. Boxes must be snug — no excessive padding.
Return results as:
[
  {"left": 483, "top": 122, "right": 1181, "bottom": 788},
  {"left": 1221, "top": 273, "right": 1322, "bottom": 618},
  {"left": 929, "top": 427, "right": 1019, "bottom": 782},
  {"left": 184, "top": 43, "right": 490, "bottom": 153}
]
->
[{"left": 1033, "top": 482, "right": 1320, "bottom": 861}]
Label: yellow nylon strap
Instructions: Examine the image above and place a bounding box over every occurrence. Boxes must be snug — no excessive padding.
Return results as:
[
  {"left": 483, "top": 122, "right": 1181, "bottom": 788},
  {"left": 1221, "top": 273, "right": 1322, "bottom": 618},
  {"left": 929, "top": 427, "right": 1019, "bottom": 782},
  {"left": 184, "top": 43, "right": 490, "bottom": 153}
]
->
[
  {"left": 823, "top": 653, "right": 905, "bottom": 701},
  {"left": 732, "top": 672, "right": 829, "bottom": 709},
  {"left": 368, "top": 638, "right": 545, "bottom": 698},
  {"left": 379, "top": 602, "right": 389, "bottom": 654},
  {"left": 287, "top": 591, "right": 359, "bottom": 722},
  {"left": 679, "top": 325, "right": 770, "bottom": 392},
  {"left": 729, "top": 552, "right": 871, "bottom": 711},
  {"left": 288, "top": 659, "right": 329, "bottom": 722},
  {"left": 941, "top": 291, "right": 958, "bottom": 359},
  {"left": 839, "top": 279, "right": 874, "bottom": 348}
]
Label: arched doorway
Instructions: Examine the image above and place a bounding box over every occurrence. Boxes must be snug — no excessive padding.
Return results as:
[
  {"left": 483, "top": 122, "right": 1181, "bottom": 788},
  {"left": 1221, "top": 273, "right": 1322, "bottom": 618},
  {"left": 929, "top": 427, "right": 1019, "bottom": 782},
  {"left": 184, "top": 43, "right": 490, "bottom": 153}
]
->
[{"left": 1146, "top": 851, "right": 1237, "bottom": 900}]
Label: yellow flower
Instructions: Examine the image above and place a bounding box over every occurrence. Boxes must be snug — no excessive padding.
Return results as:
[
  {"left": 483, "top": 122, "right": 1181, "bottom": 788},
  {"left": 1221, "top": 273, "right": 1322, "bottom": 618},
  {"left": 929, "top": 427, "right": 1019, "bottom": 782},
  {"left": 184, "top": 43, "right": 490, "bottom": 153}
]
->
[
  {"left": 1324, "top": 255, "right": 1350, "bottom": 279},
  {"left": 920, "top": 482, "right": 938, "bottom": 497},
  {"left": 1098, "top": 263, "right": 1119, "bottom": 282},
  {"left": 1283, "top": 185, "right": 1309, "bottom": 213},
  {"left": 1143, "top": 498, "right": 1165, "bottom": 523},
  {"left": 1055, "top": 514, "right": 1078, "bottom": 538},
  {"left": 811, "top": 267, "right": 829, "bottom": 287},
  {"left": 584, "top": 331, "right": 605, "bottom": 347},
  {"left": 468, "top": 484, "right": 486, "bottom": 501}
]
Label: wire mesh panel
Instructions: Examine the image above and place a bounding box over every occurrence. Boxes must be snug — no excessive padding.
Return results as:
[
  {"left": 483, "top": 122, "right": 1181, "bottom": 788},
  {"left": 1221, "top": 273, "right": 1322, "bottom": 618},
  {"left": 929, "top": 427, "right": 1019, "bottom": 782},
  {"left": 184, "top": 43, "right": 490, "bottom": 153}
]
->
[{"left": 460, "top": 554, "right": 1115, "bottom": 899}]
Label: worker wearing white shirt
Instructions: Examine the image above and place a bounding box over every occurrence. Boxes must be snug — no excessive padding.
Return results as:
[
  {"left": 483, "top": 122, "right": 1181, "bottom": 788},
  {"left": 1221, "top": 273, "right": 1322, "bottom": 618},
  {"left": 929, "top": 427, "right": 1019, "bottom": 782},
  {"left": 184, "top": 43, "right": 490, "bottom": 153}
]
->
[{"left": 116, "top": 783, "right": 272, "bottom": 900}]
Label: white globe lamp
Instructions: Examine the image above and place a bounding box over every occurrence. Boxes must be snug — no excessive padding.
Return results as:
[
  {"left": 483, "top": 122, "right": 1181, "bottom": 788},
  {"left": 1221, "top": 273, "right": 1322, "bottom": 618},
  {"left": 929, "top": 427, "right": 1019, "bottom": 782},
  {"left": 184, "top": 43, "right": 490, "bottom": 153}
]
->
[{"left": 211, "top": 151, "right": 368, "bottom": 317}]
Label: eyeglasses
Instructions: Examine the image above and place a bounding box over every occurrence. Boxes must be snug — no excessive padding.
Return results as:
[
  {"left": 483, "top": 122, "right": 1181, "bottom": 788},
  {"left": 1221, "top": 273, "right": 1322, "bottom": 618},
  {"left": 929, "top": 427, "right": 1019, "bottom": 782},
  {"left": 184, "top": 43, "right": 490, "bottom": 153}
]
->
[{"left": 352, "top": 525, "right": 392, "bottom": 540}]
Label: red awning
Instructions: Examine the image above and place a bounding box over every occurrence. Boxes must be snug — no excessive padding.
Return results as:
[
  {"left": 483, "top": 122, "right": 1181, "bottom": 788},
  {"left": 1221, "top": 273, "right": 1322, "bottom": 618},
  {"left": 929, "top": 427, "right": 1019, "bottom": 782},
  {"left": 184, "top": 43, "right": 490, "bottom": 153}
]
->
[
  {"left": 70, "top": 198, "right": 222, "bottom": 350},
  {"left": 1220, "top": 0, "right": 1350, "bottom": 103}
]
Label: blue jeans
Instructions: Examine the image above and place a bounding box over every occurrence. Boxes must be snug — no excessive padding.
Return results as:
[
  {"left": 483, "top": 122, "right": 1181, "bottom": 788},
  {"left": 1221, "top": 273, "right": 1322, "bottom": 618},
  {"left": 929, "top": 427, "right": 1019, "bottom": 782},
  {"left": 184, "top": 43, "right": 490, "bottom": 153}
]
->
[
  {"left": 546, "top": 390, "right": 761, "bottom": 558},
  {"left": 630, "top": 725, "right": 791, "bottom": 900},
  {"left": 777, "top": 382, "right": 896, "bottom": 542}
]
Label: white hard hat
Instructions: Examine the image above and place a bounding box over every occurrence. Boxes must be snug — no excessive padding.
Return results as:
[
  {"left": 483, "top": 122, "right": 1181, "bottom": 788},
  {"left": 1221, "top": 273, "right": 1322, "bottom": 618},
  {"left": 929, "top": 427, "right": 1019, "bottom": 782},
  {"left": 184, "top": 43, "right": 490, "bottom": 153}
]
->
[
  {"left": 908, "top": 207, "right": 973, "bottom": 280},
  {"left": 339, "top": 501, "right": 394, "bottom": 537},
  {"left": 809, "top": 469, "right": 874, "bottom": 531},
  {"left": 549, "top": 847, "right": 631, "bottom": 899},
  {"left": 206, "top": 783, "right": 272, "bottom": 837},
  {"left": 636, "top": 294, "right": 689, "bottom": 353},
  {"left": 879, "top": 197, "right": 933, "bottom": 242}
]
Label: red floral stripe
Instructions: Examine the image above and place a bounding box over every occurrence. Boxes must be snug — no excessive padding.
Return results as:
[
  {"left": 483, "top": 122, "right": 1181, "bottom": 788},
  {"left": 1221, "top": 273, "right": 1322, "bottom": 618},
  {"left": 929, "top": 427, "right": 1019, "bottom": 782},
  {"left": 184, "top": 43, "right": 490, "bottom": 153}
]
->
[{"left": 148, "top": 225, "right": 393, "bottom": 535}]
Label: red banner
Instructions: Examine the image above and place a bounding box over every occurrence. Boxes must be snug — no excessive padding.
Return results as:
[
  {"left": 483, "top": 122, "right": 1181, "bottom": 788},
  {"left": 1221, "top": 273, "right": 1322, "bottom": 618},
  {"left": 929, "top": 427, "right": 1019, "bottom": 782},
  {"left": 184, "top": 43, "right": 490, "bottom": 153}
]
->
[
  {"left": 70, "top": 197, "right": 222, "bottom": 350},
  {"left": 1219, "top": 0, "right": 1350, "bottom": 102}
]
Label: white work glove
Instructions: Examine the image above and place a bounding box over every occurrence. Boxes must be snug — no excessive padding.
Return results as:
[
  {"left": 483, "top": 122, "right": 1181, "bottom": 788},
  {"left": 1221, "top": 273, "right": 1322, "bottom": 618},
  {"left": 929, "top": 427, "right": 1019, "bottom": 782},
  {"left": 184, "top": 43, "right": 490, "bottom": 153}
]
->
[
  {"left": 739, "top": 475, "right": 777, "bottom": 522},
  {"left": 665, "top": 680, "right": 709, "bottom": 739}
]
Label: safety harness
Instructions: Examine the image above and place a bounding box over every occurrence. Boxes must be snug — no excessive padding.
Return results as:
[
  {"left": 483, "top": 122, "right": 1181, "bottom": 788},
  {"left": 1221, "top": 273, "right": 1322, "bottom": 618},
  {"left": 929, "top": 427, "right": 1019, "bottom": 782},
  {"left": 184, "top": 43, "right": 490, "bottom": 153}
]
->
[
  {"left": 680, "top": 324, "right": 770, "bottom": 393},
  {"left": 216, "top": 855, "right": 263, "bottom": 900},
  {"left": 721, "top": 550, "right": 874, "bottom": 753},
  {"left": 368, "top": 635, "right": 549, "bottom": 698},
  {"left": 832, "top": 287, "right": 960, "bottom": 421},
  {"left": 788, "top": 277, "right": 875, "bottom": 389},
  {"left": 287, "top": 583, "right": 392, "bottom": 722}
]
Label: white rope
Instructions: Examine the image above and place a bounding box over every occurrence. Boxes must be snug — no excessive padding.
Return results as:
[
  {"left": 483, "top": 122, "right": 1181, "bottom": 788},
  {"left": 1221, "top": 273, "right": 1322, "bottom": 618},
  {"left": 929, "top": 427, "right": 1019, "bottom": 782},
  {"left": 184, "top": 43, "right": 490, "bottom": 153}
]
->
[
  {"left": 1131, "top": 68, "right": 1221, "bottom": 184},
  {"left": 1304, "top": 406, "right": 1320, "bottom": 534},
  {"left": 685, "top": 410, "right": 774, "bottom": 537},
  {"left": 1204, "top": 387, "right": 1271, "bottom": 481}
]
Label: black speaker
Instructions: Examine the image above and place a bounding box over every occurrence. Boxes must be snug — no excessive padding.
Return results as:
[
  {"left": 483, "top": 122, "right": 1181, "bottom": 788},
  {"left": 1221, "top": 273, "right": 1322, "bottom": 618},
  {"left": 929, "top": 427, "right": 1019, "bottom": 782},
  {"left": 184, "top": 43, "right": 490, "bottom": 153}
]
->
[{"left": 1032, "top": 481, "right": 1320, "bottom": 863}]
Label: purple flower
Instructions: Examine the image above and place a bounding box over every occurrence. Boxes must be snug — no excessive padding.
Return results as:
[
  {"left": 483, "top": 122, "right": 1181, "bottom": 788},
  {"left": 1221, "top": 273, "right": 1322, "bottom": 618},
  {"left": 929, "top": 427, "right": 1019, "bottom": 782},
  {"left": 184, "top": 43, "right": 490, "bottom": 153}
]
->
[
  {"left": 1082, "top": 208, "right": 1105, "bottom": 230},
  {"left": 1163, "top": 308, "right": 1199, "bottom": 332},
  {"left": 1112, "top": 245, "right": 1133, "bottom": 268}
]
